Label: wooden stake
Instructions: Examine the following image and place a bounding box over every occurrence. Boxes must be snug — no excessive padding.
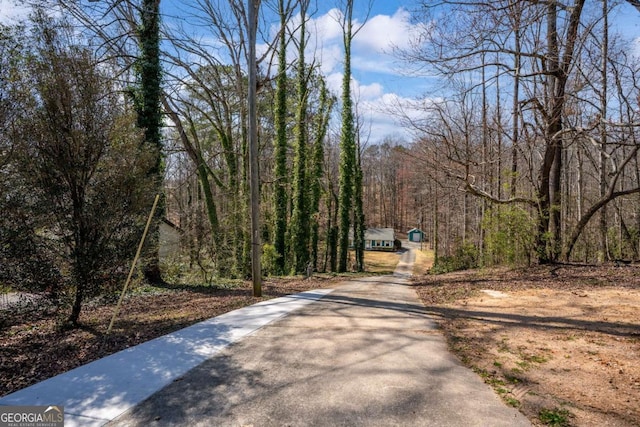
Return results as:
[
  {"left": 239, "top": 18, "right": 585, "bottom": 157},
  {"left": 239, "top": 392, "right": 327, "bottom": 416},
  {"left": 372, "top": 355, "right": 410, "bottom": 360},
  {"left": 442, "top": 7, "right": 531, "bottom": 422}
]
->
[{"left": 106, "top": 194, "right": 160, "bottom": 336}]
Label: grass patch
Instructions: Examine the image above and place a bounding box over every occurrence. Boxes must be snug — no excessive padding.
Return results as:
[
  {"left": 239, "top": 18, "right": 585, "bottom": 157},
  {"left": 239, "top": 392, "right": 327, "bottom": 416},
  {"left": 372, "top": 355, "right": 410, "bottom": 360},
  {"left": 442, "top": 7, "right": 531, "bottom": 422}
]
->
[
  {"left": 496, "top": 387, "right": 509, "bottom": 395},
  {"left": 505, "top": 373, "right": 524, "bottom": 384},
  {"left": 525, "top": 354, "right": 549, "bottom": 364},
  {"left": 363, "top": 250, "right": 400, "bottom": 274},
  {"left": 412, "top": 248, "right": 434, "bottom": 276},
  {"left": 516, "top": 360, "right": 532, "bottom": 370},
  {"left": 516, "top": 352, "right": 550, "bottom": 370},
  {"left": 505, "top": 396, "right": 521, "bottom": 407},
  {"left": 538, "top": 407, "right": 572, "bottom": 426}
]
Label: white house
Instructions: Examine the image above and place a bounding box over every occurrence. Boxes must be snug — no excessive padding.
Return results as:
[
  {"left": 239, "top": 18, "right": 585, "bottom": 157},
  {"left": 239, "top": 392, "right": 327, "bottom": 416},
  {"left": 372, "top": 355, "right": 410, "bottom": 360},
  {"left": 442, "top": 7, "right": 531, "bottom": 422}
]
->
[{"left": 364, "top": 228, "right": 396, "bottom": 251}]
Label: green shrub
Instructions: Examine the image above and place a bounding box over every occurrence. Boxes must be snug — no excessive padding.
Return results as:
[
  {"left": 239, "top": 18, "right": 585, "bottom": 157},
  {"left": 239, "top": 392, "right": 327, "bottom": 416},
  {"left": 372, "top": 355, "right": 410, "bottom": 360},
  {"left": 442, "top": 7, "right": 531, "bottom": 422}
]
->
[
  {"left": 431, "top": 242, "right": 478, "bottom": 274},
  {"left": 607, "top": 225, "right": 638, "bottom": 261},
  {"left": 261, "top": 243, "right": 280, "bottom": 277},
  {"left": 482, "top": 206, "right": 536, "bottom": 266}
]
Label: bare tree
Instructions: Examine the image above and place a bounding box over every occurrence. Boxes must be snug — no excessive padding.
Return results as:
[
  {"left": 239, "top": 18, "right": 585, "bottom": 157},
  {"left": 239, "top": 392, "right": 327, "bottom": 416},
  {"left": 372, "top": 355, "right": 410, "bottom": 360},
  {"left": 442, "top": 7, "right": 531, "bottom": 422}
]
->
[{"left": 396, "top": 0, "right": 640, "bottom": 265}]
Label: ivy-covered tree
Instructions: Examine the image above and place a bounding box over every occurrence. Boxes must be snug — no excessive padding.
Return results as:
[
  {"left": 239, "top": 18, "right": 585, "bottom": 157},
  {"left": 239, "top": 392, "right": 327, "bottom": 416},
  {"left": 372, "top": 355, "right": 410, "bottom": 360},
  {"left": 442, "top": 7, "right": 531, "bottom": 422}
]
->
[
  {"left": 310, "top": 77, "right": 334, "bottom": 271},
  {"left": 290, "top": 0, "right": 312, "bottom": 274},
  {"left": 273, "top": 0, "right": 290, "bottom": 275},
  {"left": 337, "top": 0, "right": 357, "bottom": 273},
  {"left": 134, "top": 0, "right": 164, "bottom": 283}
]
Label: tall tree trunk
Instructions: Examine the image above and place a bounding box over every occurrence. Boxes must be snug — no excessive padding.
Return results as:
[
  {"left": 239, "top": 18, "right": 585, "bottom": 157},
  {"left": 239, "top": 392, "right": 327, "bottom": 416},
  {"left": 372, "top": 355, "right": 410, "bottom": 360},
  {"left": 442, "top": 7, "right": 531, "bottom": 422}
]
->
[
  {"left": 480, "top": 52, "right": 488, "bottom": 262},
  {"left": 138, "top": 0, "right": 164, "bottom": 283},
  {"left": 326, "top": 185, "right": 339, "bottom": 273},
  {"left": 433, "top": 181, "right": 439, "bottom": 265},
  {"left": 636, "top": 156, "right": 640, "bottom": 259},
  {"left": 68, "top": 280, "right": 84, "bottom": 325},
  {"left": 537, "top": 0, "right": 585, "bottom": 263},
  {"left": 546, "top": 0, "right": 563, "bottom": 263},
  {"left": 247, "top": 0, "right": 262, "bottom": 296},
  {"left": 291, "top": 0, "right": 311, "bottom": 274},
  {"left": 599, "top": 0, "right": 610, "bottom": 262},
  {"left": 354, "top": 138, "right": 365, "bottom": 272},
  {"left": 310, "top": 79, "right": 332, "bottom": 271},
  {"left": 495, "top": 53, "right": 503, "bottom": 202},
  {"left": 163, "top": 99, "right": 222, "bottom": 260},
  {"left": 510, "top": 0, "right": 522, "bottom": 198},
  {"left": 273, "top": 0, "right": 289, "bottom": 275},
  {"left": 337, "top": 0, "right": 356, "bottom": 273},
  {"left": 195, "top": 161, "right": 221, "bottom": 247}
]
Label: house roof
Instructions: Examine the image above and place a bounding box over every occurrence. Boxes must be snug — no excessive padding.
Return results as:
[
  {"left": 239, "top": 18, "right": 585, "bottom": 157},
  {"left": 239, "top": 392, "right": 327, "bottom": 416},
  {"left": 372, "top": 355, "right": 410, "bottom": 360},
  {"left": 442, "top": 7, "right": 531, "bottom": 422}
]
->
[
  {"left": 407, "top": 228, "right": 424, "bottom": 234},
  {"left": 365, "top": 228, "right": 395, "bottom": 241}
]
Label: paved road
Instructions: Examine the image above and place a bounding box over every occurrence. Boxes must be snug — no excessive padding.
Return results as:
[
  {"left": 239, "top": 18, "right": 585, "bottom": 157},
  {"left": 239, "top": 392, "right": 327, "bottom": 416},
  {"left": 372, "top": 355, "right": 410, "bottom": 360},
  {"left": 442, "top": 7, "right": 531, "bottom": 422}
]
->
[
  {"left": 110, "top": 245, "right": 530, "bottom": 427},
  {"left": 0, "top": 290, "right": 331, "bottom": 427}
]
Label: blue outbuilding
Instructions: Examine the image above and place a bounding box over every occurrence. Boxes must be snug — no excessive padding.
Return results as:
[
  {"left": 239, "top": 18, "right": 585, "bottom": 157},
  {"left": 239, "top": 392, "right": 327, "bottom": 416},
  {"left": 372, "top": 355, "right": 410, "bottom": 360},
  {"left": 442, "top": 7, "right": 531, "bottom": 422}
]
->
[{"left": 407, "top": 228, "right": 425, "bottom": 243}]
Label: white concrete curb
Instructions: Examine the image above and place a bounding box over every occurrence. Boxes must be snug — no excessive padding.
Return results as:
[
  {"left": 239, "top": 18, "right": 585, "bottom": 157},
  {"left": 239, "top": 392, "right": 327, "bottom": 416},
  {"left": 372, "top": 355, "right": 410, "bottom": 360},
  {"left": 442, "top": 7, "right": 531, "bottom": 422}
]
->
[{"left": 0, "top": 289, "right": 333, "bottom": 427}]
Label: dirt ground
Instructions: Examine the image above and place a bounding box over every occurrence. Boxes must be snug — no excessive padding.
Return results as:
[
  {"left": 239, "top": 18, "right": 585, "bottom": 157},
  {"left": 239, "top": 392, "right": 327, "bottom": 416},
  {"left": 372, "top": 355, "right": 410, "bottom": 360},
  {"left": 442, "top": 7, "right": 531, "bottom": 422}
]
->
[{"left": 414, "top": 264, "right": 640, "bottom": 427}]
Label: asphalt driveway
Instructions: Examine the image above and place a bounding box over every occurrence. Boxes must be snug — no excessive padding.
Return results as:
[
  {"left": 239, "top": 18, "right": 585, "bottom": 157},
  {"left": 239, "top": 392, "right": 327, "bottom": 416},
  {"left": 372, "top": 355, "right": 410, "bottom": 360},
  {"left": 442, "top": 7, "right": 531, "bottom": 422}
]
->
[{"left": 109, "top": 249, "right": 530, "bottom": 426}]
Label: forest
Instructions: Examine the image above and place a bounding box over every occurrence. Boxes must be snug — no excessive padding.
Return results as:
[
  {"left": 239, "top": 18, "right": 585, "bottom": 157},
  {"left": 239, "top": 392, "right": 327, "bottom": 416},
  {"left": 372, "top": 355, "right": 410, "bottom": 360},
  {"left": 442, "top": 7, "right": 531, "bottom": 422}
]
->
[{"left": 1, "top": 0, "right": 640, "bottom": 324}]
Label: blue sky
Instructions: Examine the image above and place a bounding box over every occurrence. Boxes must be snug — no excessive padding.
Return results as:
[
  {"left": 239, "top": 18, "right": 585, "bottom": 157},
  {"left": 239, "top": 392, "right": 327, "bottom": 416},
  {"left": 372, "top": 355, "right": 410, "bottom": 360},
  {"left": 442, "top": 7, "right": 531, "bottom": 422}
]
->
[{"left": 3, "top": 0, "right": 640, "bottom": 143}]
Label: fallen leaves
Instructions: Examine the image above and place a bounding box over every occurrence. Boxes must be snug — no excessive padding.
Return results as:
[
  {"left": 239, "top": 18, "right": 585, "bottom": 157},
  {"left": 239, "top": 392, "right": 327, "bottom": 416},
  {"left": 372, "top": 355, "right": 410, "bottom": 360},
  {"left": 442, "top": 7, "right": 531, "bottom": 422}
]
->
[{"left": 0, "top": 275, "right": 341, "bottom": 397}]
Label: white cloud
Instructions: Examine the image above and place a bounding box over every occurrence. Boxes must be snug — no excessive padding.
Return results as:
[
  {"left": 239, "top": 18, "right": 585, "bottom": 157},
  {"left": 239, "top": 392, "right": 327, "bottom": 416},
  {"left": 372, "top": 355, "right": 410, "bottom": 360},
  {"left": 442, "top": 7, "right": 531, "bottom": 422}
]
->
[
  {"left": 314, "top": 44, "right": 342, "bottom": 75},
  {"left": 304, "top": 7, "right": 426, "bottom": 80},
  {"left": 357, "top": 92, "right": 426, "bottom": 143},
  {"left": 351, "top": 55, "right": 398, "bottom": 75},
  {"left": 310, "top": 8, "right": 344, "bottom": 44},
  {"left": 354, "top": 81, "right": 383, "bottom": 100},
  {"left": 325, "top": 72, "right": 344, "bottom": 94},
  {"left": 277, "top": 7, "right": 427, "bottom": 82},
  {"left": 354, "top": 8, "right": 422, "bottom": 53},
  {"left": 325, "top": 75, "right": 382, "bottom": 101},
  {"left": 0, "top": 0, "right": 31, "bottom": 24},
  {"left": 633, "top": 37, "right": 640, "bottom": 59},
  {"left": 324, "top": 72, "right": 408, "bottom": 143}
]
